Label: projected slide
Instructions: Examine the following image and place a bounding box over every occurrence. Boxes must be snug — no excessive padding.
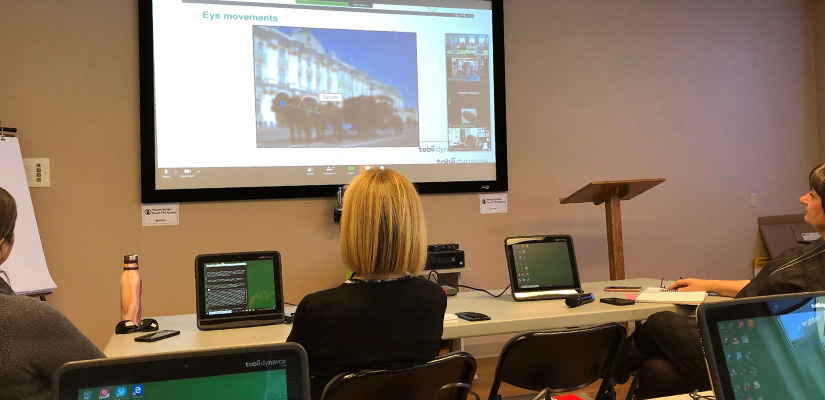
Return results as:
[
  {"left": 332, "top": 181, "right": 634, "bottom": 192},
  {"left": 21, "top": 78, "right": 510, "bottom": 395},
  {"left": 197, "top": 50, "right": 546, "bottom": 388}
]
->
[
  {"left": 253, "top": 26, "right": 419, "bottom": 148},
  {"left": 141, "top": 0, "right": 505, "bottom": 199}
]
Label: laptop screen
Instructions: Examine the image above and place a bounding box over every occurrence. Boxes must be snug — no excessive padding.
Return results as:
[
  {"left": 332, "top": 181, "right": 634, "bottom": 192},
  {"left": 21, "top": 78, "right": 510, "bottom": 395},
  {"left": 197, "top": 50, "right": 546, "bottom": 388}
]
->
[
  {"left": 54, "top": 344, "right": 309, "bottom": 400},
  {"left": 203, "top": 259, "right": 278, "bottom": 316},
  {"left": 75, "top": 369, "right": 287, "bottom": 400},
  {"left": 699, "top": 293, "right": 825, "bottom": 400},
  {"left": 512, "top": 241, "right": 575, "bottom": 289}
]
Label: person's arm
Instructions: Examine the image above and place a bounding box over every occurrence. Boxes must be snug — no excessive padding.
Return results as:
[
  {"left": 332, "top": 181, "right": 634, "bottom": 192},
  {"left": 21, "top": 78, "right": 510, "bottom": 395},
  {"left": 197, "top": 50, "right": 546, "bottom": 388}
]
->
[{"left": 668, "top": 278, "right": 750, "bottom": 297}]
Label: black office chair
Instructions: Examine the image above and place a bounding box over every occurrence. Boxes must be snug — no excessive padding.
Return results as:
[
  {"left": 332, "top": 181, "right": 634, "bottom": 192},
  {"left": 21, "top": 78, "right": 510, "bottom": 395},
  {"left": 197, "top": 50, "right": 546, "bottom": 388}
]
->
[
  {"left": 488, "top": 323, "right": 627, "bottom": 400},
  {"left": 320, "top": 351, "right": 478, "bottom": 400}
]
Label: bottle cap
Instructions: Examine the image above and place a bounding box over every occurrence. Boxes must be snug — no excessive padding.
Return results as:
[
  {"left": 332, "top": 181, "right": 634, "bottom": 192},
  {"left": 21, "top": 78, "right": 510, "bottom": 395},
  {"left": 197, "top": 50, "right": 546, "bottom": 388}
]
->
[{"left": 124, "top": 255, "right": 139, "bottom": 264}]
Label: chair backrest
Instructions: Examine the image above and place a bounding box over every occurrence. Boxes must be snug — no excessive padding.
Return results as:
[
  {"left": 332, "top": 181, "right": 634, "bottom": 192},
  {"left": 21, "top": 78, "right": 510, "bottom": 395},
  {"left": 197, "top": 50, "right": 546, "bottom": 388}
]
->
[
  {"left": 489, "top": 323, "right": 626, "bottom": 399},
  {"left": 320, "top": 351, "right": 477, "bottom": 400}
]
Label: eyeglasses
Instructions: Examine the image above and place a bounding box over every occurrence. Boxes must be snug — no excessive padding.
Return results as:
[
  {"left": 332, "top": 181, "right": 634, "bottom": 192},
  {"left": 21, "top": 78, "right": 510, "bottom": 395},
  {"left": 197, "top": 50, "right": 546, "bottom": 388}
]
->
[{"left": 115, "top": 318, "right": 159, "bottom": 334}]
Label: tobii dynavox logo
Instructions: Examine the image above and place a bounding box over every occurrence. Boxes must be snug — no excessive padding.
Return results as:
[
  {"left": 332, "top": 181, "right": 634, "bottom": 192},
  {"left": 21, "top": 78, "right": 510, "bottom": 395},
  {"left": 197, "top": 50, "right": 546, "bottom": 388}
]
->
[{"left": 246, "top": 359, "right": 287, "bottom": 368}]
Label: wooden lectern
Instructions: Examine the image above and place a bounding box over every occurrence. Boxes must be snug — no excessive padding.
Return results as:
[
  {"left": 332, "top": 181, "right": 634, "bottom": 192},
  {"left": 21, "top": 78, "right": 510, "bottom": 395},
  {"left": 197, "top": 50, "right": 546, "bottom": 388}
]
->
[{"left": 560, "top": 178, "right": 665, "bottom": 280}]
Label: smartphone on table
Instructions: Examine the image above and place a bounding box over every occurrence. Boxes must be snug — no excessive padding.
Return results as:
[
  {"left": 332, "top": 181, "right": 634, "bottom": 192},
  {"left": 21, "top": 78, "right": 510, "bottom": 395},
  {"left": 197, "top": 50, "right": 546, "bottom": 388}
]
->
[
  {"left": 603, "top": 286, "right": 642, "bottom": 292},
  {"left": 134, "top": 330, "right": 180, "bottom": 342},
  {"left": 456, "top": 312, "right": 491, "bottom": 321}
]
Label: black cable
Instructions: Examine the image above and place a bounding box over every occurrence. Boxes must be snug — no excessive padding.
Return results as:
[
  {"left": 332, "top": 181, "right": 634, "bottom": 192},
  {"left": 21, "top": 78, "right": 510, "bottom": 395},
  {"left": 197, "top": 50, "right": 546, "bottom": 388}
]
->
[
  {"left": 284, "top": 301, "right": 297, "bottom": 307},
  {"left": 688, "top": 390, "right": 714, "bottom": 400},
  {"left": 427, "top": 270, "right": 510, "bottom": 298}
]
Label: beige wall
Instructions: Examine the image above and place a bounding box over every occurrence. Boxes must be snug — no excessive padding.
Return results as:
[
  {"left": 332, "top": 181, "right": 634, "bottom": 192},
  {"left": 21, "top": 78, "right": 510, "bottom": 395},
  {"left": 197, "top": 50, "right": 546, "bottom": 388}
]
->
[
  {"left": 816, "top": 0, "right": 825, "bottom": 159},
  {"left": 0, "top": 0, "right": 819, "bottom": 349}
]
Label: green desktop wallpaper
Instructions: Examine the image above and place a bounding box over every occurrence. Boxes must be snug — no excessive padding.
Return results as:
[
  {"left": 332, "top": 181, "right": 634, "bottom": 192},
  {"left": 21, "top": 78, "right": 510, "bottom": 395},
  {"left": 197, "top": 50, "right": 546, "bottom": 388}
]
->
[
  {"left": 516, "top": 242, "right": 574, "bottom": 287},
  {"left": 246, "top": 260, "right": 278, "bottom": 310},
  {"left": 719, "top": 307, "right": 825, "bottom": 399},
  {"left": 78, "top": 369, "right": 287, "bottom": 400}
]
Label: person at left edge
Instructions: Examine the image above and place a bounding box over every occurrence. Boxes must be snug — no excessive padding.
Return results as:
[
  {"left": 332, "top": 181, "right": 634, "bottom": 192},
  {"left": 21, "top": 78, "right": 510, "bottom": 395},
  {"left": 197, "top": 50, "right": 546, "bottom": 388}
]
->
[{"left": 0, "top": 187, "right": 104, "bottom": 400}]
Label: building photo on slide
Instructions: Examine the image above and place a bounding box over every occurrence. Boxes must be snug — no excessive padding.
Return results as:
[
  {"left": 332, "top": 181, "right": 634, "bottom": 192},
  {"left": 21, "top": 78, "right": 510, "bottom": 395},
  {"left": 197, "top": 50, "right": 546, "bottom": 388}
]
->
[{"left": 253, "top": 26, "right": 421, "bottom": 149}]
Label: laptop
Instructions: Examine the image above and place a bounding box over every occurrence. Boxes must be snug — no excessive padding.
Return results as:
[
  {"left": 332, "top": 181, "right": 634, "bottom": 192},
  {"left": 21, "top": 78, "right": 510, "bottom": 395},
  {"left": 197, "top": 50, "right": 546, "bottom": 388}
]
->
[
  {"left": 505, "top": 235, "right": 583, "bottom": 301},
  {"left": 53, "top": 343, "right": 310, "bottom": 400},
  {"left": 195, "top": 251, "right": 285, "bottom": 330},
  {"left": 698, "top": 292, "right": 825, "bottom": 400}
]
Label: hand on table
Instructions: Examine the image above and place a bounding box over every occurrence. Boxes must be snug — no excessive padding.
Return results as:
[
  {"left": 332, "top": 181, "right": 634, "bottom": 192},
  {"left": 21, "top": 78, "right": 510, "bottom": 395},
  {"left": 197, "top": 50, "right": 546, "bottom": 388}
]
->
[{"left": 669, "top": 278, "right": 712, "bottom": 292}]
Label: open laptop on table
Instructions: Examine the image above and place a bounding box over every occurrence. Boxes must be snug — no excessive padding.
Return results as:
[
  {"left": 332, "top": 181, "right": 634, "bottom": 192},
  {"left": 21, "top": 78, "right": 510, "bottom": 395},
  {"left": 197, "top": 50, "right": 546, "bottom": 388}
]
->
[
  {"left": 698, "top": 292, "right": 825, "bottom": 400},
  {"left": 505, "top": 235, "right": 583, "bottom": 301},
  {"left": 53, "top": 343, "right": 310, "bottom": 400}
]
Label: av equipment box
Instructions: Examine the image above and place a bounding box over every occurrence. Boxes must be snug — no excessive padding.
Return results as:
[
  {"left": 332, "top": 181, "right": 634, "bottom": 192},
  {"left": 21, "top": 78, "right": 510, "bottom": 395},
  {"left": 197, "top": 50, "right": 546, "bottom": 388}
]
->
[
  {"left": 425, "top": 249, "right": 465, "bottom": 270},
  {"left": 427, "top": 243, "right": 459, "bottom": 252}
]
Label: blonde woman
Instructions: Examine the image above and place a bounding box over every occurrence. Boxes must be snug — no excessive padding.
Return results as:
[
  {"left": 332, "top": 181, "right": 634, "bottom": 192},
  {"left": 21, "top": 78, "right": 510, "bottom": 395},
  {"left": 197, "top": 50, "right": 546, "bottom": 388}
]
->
[{"left": 287, "top": 169, "right": 447, "bottom": 398}]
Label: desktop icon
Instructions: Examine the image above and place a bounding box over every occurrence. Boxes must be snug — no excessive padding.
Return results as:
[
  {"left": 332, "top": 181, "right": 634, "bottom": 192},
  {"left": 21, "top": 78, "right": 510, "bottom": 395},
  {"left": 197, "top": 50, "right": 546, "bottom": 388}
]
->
[
  {"left": 83, "top": 391, "right": 92, "bottom": 400},
  {"left": 116, "top": 387, "right": 127, "bottom": 398},
  {"left": 132, "top": 385, "right": 144, "bottom": 396},
  {"left": 99, "top": 389, "right": 110, "bottom": 399}
]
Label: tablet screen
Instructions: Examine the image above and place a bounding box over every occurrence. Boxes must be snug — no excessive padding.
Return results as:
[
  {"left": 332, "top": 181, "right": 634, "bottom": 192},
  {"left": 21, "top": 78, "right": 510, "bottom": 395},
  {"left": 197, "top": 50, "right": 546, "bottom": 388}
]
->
[
  {"left": 196, "top": 252, "right": 284, "bottom": 328},
  {"left": 511, "top": 241, "right": 575, "bottom": 289},
  {"left": 702, "top": 295, "right": 825, "bottom": 399},
  {"left": 204, "top": 259, "right": 278, "bottom": 316}
]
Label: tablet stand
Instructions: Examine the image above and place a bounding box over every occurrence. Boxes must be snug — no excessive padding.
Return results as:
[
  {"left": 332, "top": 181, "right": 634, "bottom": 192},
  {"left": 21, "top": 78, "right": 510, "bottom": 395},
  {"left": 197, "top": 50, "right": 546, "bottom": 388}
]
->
[{"left": 560, "top": 178, "right": 665, "bottom": 280}]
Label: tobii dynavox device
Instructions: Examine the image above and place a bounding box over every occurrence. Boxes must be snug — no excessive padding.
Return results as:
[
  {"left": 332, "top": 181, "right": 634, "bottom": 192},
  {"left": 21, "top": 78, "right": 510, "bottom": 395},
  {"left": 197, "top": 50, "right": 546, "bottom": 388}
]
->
[
  {"left": 505, "top": 235, "right": 583, "bottom": 301},
  {"left": 195, "top": 251, "right": 284, "bottom": 330},
  {"left": 53, "top": 343, "right": 310, "bottom": 400}
]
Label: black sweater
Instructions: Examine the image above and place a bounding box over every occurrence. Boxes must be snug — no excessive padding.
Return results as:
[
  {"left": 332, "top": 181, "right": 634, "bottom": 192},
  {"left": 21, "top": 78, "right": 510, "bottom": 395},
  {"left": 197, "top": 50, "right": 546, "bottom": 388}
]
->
[{"left": 287, "top": 276, "right": 447, "bottom": 397}]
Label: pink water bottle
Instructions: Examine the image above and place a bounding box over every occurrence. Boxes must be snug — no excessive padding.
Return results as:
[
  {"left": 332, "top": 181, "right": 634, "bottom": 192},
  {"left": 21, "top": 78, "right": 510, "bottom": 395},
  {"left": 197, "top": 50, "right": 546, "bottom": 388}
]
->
[{"left": 121, "top": 255, "right": 143, "bottom": 324}]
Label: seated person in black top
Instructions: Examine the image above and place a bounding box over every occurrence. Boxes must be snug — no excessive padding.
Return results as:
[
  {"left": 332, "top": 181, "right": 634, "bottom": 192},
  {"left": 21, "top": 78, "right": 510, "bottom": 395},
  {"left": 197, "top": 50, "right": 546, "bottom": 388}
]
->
[
  {"left": 286, "top": 169, "right": 447, "bottom": 399},
  {"left": 612, "top": 163, "right": 825, "bottom": 390}
]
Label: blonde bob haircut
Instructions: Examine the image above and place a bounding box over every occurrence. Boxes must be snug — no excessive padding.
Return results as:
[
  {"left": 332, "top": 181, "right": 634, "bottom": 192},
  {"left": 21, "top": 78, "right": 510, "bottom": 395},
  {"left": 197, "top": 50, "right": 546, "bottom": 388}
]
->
[{"left": 340, "top": 169, "right": 427, "bottom": 275}]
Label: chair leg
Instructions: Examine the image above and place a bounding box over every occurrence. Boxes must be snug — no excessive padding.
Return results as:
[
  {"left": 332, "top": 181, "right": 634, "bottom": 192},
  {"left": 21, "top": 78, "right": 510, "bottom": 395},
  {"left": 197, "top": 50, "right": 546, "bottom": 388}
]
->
[
  {"left": 594, "top": 377, "right": 616, "bottom": 400},
  {"left": 624, "top": 372, "right": 640, "bottom": 400},
  {"left": 530, "top": 388, "right": 551, "bottom": 400}
]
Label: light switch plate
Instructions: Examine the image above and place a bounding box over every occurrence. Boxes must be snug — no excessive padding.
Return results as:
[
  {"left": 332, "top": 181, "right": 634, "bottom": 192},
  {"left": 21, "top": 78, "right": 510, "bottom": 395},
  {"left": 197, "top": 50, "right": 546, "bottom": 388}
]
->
[{"left": 23, "top": 158, "right": 50, "bottom": 187}]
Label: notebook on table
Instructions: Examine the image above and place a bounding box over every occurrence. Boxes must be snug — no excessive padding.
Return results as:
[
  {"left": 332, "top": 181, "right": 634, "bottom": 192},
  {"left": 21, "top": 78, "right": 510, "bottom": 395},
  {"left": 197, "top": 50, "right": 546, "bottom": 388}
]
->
[
  {"left": 53, "top": 343, "right": 310, "bottom": 400},
  {"left": 634, "top": 287, "right": 707, "bottom": 305},
  {"left": 698, "top": 292, "right": 825, "bottom": 400},
  {"left": 505, "top": 235, "right": 583, "bottom": 301}
]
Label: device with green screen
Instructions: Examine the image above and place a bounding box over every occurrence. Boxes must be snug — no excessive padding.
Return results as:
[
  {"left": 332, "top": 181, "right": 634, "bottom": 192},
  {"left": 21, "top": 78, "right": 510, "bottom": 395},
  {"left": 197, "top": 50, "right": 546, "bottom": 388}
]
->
[
  {"left": 196, "top": 251, "right": 284, "bottom": 330},
  {"left": 699, "top": 292, "right": 825, "bottom": 400},
  {"left": 505, "top": 235, "right": 583, "bottom": 301},
  {"left": 53, "top": 343, "right": 309, "bottom": 400}
]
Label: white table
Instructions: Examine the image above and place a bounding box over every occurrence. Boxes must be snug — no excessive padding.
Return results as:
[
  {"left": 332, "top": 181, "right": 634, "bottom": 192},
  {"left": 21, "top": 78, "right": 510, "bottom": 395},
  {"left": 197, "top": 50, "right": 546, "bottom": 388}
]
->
[{"left": 104, "top": 278, "right": 699, "bottom": 357}]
